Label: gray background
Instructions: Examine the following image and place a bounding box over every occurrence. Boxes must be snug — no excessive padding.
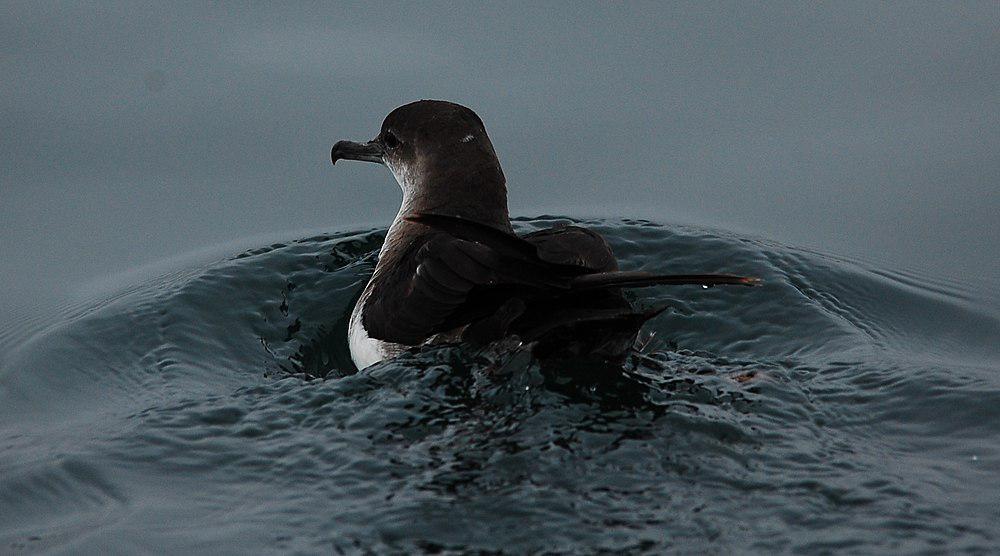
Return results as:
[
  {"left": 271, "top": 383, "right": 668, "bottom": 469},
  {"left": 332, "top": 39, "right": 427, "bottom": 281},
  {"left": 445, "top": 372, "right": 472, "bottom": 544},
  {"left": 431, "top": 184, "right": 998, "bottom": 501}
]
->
[{"left": 3, "top": 2, "right": 998, "bottom": 318}]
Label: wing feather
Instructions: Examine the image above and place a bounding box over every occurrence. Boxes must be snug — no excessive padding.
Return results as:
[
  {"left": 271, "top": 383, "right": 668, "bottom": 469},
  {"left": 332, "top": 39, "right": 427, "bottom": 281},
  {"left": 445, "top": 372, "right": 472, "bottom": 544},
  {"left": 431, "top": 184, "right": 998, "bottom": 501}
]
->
[{"left": 364, "top": 214, "right": 760, "bottom": 345}]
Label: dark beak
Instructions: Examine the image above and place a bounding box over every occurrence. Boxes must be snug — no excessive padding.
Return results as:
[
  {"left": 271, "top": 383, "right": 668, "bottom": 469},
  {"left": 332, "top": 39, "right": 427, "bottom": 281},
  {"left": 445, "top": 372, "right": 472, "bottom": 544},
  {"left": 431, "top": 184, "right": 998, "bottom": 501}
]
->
[{"left": 331, "top": 140, "right": 384, "bottom": 165}]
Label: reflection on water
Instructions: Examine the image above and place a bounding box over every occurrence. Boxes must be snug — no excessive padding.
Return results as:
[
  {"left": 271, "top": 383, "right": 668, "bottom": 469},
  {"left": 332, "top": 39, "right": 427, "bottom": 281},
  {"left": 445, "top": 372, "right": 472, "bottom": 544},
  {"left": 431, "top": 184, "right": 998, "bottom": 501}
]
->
[{"left": 1, "top": 218, "right": 998, "bottom": 552}]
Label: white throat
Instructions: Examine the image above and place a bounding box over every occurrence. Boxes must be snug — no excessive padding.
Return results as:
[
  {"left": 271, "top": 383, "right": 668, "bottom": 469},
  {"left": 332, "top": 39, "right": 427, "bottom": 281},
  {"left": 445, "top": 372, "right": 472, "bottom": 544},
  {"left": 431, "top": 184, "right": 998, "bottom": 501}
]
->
[{"left": 381, "top": 159, "right": 420, "bottom": 256}]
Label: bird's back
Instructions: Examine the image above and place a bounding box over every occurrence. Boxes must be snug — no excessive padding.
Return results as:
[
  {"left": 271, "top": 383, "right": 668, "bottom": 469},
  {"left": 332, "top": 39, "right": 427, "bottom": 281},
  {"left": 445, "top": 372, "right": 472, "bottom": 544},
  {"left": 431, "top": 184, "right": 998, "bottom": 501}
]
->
[{"left": 356, "top": 218, "right": 651, "bottom": 368}]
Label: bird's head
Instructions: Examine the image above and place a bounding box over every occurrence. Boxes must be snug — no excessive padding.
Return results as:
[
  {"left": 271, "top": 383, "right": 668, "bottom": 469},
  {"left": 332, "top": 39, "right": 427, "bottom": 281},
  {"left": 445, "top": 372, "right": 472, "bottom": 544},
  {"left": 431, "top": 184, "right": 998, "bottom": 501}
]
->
[{"left": 331, "top": 100, "right": 509, "bottom": 229}]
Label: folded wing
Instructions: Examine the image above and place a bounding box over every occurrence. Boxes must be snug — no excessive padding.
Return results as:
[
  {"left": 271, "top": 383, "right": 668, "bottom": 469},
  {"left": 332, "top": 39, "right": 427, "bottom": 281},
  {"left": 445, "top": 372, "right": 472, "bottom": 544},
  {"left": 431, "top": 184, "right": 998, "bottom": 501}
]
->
[{"left": 362, "top": 214, "right": 759, "bottom": 345}]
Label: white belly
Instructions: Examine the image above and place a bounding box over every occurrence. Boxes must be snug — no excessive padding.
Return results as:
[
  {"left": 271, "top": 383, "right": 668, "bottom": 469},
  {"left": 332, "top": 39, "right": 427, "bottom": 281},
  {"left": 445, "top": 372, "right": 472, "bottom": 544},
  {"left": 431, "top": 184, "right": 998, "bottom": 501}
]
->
[
  {"left": 348, "top": 284, "right": 408, "bottom": 370},
  {"left": 347, "top": 281, "right": 464, "bottom": 370}
]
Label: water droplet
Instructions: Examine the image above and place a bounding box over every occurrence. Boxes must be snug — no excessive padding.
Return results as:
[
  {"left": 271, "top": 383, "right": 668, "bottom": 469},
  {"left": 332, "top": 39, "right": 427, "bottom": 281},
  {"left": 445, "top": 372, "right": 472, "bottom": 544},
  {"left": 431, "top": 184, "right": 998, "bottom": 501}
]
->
[
  {"left": 972, "top": 455, "right": 979, "bottom": 461},
  {"left": 701, "top": 284, "right": 709, "bottom": 289}
]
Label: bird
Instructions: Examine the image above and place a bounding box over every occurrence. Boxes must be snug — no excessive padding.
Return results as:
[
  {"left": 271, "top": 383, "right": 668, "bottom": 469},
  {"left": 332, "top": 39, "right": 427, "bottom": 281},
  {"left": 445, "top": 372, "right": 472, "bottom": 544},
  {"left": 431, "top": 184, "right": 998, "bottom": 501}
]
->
[{"left": 331, "top": 100, "right": 758, "bottom": 370}]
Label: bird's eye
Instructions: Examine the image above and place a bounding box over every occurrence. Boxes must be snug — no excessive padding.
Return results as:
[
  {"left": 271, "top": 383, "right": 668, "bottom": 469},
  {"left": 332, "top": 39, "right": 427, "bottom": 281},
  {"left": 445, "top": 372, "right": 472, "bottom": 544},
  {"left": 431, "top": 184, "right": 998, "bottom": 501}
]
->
[{"left": 382, "top": 131, "right": 400, "bottom": 149}]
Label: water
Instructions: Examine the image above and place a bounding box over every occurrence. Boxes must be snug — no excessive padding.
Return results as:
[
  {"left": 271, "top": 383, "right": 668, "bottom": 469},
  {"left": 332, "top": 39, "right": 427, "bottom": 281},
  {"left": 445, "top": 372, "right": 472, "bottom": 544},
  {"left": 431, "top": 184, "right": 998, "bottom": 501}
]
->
[{"left": 1, "top": 217, "right": 997, "bottom": 553}]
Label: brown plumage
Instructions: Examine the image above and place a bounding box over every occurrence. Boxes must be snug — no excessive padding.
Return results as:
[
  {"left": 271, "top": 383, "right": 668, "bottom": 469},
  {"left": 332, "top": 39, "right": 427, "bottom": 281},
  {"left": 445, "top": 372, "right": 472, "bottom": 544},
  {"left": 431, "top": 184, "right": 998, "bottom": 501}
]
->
[{"left": 331, "top": 100, "right": 758, "bottom": 370}]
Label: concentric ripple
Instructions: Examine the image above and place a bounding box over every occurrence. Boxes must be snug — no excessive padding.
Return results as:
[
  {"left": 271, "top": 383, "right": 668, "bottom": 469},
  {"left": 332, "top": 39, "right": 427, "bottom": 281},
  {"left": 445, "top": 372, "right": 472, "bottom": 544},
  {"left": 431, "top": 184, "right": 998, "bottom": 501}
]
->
[{"left": 1, "top": 217, "right": 997, "bottom": 553}]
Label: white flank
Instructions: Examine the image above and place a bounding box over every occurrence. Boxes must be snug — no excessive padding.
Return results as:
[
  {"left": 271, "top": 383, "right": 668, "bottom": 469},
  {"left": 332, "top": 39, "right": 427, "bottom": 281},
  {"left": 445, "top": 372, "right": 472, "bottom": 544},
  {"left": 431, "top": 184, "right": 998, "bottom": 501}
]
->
[{"left": 348, "top": 287, "right": 391, "bottom": 370}]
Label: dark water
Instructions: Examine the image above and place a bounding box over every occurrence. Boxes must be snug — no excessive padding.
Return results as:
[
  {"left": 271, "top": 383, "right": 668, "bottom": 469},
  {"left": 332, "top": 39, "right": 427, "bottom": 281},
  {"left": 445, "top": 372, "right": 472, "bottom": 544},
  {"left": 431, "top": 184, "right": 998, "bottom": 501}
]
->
[{"left": 1, "top": 217, "right": 998, "bottom": 553}]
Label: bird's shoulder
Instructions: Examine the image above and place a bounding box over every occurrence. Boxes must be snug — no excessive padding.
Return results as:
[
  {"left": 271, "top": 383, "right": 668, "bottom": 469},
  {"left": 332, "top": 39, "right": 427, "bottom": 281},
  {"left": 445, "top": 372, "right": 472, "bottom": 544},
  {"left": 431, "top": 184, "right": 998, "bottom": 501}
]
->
[
  {"left": 362, "top": 230, "right": 505, "bottom": 345},
  {"left": 522, "top": 224, "right": 618, "bottom": 272},
  {"left": 360, "top": 220, "right": 621, "bottom": 345}
]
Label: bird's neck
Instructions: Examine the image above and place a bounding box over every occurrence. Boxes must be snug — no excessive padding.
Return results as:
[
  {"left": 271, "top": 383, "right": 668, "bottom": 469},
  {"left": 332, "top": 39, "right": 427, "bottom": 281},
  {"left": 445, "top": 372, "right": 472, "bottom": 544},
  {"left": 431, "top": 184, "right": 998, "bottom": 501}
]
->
[
  {"left": 410, "top": 186, "right": 510, "bottom": 229},
  {"left": 381, "top": 182, "right": 510, "bottom": 260},
  {"left": 389, "top": 159, "right": 513, "bottom": 234}
]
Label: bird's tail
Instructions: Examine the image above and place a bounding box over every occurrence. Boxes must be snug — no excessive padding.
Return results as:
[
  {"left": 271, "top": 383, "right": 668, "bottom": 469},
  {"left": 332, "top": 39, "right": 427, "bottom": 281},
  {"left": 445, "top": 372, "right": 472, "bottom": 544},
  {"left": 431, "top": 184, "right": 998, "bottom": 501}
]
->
[{"left": 570, "top": 271, "right": 761, "bottom": 290}]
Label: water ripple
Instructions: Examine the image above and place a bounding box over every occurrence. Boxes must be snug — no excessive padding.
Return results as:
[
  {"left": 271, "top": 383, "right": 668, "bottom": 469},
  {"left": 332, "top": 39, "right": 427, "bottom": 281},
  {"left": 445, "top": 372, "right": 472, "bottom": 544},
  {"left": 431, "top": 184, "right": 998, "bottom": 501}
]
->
[{"left": 1, "top": 218, "right": 997, "bottom": 553}]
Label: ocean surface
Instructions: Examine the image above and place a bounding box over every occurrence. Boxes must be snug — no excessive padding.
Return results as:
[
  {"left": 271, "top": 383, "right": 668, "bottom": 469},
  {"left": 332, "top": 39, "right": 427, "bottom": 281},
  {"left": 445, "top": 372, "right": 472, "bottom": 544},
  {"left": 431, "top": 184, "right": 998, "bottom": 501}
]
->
[{"left": 1, "top": 217, "right": 998, "bottom": 554}]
